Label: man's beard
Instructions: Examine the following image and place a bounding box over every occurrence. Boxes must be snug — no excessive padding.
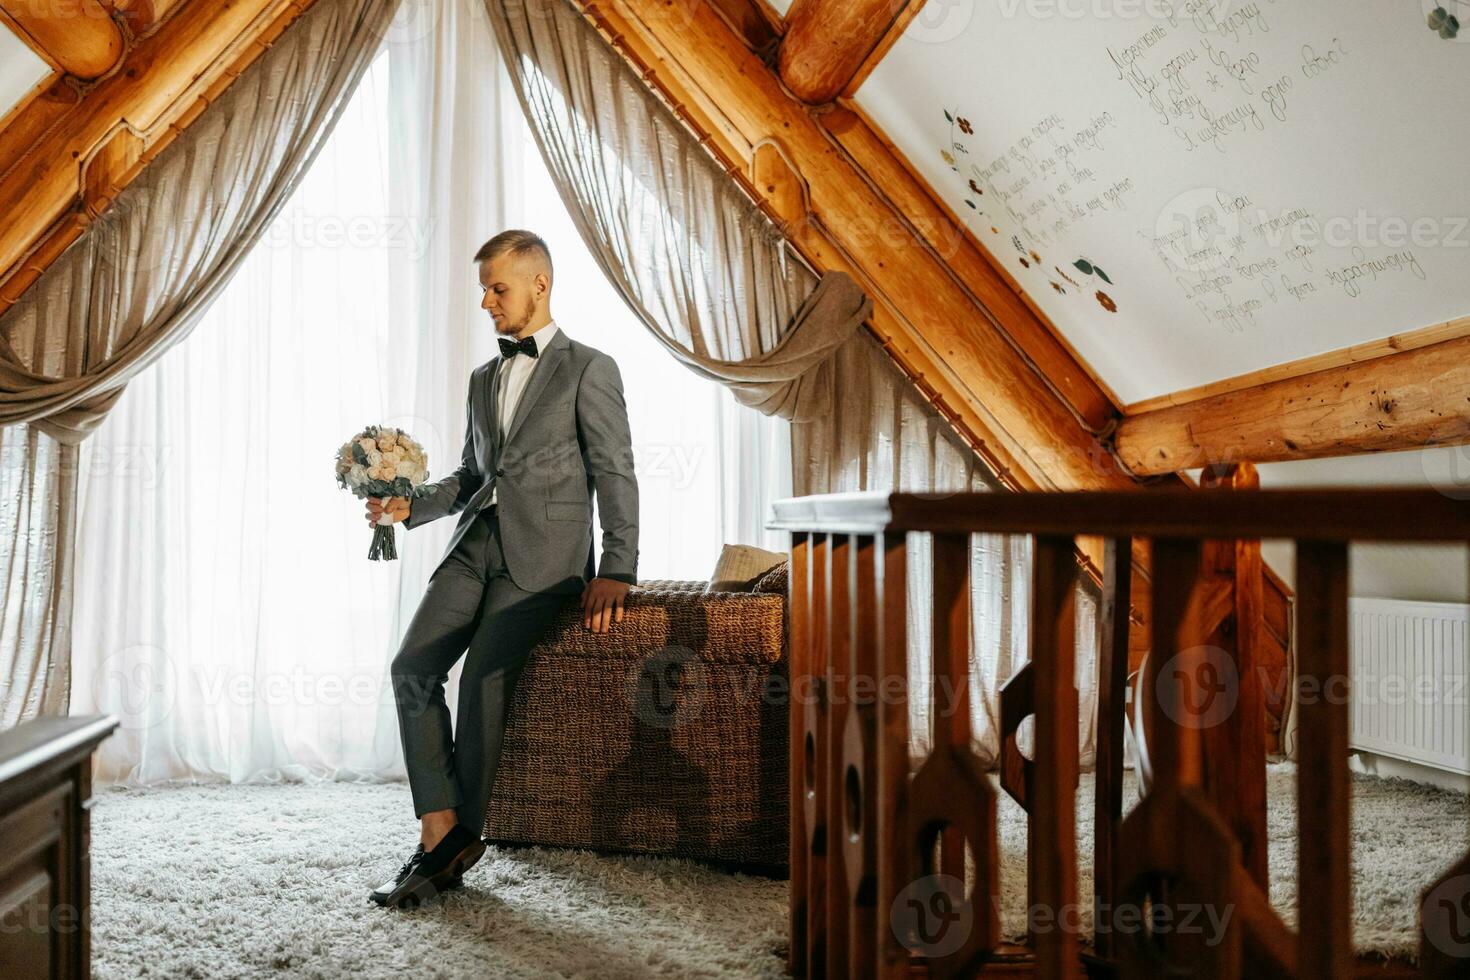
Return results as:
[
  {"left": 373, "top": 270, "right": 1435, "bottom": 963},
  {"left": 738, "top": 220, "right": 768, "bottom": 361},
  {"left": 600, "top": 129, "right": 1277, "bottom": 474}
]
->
[{"left": 495, "top": 301, "right": 534, "bottom": 336}]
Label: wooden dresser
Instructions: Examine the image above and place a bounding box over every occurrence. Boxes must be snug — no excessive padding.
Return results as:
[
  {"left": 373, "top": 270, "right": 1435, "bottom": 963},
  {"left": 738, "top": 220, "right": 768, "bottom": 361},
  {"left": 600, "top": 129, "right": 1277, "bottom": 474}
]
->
[{"left": 0, "top": 715, "right": 117, "bottom": 980}]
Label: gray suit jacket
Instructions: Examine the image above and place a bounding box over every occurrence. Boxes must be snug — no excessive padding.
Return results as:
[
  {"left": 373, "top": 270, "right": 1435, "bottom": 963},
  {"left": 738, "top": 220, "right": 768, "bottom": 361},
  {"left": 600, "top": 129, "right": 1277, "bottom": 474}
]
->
[{"left": 403, "top": 328, "right": 639, "bottom": 595}]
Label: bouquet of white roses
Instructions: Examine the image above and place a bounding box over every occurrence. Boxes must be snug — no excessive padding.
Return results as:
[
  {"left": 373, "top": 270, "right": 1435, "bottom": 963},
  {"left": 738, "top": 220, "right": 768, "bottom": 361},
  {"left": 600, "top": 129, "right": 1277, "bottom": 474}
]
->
[{"left": 334, "top": 425, "right": 434, "bottom": 561}]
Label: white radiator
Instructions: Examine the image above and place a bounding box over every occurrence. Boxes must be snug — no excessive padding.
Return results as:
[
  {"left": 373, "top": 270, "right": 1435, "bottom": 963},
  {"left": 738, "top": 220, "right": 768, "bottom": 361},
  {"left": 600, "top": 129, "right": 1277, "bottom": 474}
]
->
[{"left": 1350, "top": 598, "right": 1470, "bottom": 776}]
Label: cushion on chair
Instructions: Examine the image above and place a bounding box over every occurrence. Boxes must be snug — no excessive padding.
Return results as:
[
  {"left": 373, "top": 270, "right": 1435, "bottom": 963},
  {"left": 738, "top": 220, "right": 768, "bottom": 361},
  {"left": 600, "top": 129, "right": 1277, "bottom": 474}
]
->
[
  {"left": 707, "top": 543, "right": 788, "bottom": 592},
  {"left": 752, "top": 561, "right": 788, "bottom": 596}
]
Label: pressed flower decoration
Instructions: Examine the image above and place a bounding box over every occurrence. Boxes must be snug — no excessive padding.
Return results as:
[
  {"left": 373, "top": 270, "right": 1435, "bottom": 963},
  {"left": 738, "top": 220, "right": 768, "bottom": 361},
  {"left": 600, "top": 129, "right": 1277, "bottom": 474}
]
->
[
  {"left": 1428, "top": 5, "right": 1461, "bottom": 38},
  {"left": 940, "top": 109, "right": 1122, "bottom": 313}
]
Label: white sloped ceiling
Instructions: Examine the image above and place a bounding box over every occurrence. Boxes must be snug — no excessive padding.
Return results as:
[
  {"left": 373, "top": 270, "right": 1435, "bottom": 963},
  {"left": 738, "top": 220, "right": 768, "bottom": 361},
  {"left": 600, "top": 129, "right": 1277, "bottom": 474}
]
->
[
  {"left": 855, "top": 2, "right": 1470, "bottom": 406},
  {"left": 0, "top": 25, "right": 51, "bottom": 124}
]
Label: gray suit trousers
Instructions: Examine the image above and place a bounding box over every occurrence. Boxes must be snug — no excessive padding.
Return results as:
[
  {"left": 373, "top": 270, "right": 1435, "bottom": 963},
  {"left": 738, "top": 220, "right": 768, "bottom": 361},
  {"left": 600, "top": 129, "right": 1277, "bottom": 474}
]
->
[{"left": 390, "top": 505, "right": 567, "bottom": 831}]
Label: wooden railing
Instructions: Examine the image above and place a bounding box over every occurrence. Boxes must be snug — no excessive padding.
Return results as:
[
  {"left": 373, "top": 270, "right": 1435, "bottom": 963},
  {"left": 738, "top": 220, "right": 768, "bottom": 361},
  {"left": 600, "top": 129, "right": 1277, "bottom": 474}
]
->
[{"left": 768, "top": 487, "right": 1470, "bottom": 979}]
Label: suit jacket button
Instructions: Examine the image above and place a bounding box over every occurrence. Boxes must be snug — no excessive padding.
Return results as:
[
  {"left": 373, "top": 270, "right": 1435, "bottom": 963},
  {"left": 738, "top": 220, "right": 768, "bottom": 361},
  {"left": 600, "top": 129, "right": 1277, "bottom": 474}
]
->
[{"left": 495, "top": 468, "right": 506, "bottom": 478}]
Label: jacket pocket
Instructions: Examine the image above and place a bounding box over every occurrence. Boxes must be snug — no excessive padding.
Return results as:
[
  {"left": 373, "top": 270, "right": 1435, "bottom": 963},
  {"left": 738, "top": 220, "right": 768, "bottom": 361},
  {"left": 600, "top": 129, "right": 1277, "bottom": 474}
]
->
[{"left": 546, "top": 501, "right": 590, "bottom": 523}]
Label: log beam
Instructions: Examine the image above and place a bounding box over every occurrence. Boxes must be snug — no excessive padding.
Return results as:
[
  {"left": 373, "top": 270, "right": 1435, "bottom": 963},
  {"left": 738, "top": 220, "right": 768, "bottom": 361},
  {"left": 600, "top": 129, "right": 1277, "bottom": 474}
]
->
[
  {"left": 778, "top": 0, "right": 919, "bottom": 104},
  {"left": 102, "top": 1, "right": 190, "bottom": 35},
  {"left": 1115, "top": 333, "right": 1470, "bottom": 475},
  {"left": 0, "top": 0, "right": 315, "bottom": 308},
  {"left": 0, "top": 0, "right": 125, "bottom": 79},
  {"left": 706, "top": 0, "right": 780, "bottom": 51}
]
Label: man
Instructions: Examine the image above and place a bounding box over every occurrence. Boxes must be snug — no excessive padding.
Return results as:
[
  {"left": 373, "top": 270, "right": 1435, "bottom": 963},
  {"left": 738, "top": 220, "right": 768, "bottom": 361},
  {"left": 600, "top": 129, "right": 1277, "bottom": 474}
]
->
[{"left": 365, "top": 229, "right": 639, "bottom": 908}]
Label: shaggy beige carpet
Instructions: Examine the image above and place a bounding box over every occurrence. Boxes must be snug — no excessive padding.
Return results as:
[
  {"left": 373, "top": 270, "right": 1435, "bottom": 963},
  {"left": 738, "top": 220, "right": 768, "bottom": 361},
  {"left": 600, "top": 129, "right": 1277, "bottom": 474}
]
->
[
  {"left": 90, "top": 781, "right": 788, "bottom": 979},
  {"left": 993, "top": 763, "right": 1470, "bottom": 961},
  {"left": 89, "top": 763, "right": 1465, "bottom": 976}
]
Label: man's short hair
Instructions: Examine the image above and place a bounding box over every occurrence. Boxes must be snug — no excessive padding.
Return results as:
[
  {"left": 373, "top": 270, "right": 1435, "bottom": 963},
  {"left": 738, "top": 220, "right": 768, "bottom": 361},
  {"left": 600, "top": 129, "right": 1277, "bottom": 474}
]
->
[{"left": 474, "top": 229, "right": 553, "bottom": 281}]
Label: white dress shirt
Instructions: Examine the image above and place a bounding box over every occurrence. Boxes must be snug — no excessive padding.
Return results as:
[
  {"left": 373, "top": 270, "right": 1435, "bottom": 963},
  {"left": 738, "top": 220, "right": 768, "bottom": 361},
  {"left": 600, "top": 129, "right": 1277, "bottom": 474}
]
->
[{"left": 490, "top": 319, "right": 560, "bottom": 506}]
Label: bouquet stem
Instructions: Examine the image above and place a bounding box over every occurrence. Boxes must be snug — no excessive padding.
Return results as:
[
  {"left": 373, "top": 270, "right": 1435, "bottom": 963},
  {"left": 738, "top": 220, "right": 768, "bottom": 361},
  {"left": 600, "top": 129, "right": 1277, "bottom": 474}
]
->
[{"left": 368, "top": 522, "right": 399, "bottom": 561}]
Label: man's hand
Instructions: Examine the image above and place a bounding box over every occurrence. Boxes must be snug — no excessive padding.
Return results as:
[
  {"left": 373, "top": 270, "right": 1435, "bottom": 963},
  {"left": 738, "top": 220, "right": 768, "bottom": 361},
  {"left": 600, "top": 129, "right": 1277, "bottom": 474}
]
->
[
  {"left": 581, "top": 577, "right": 630, "bottom": 633},
  {"left": 366, "top": 496, "right": 410, "bottom": 527}
]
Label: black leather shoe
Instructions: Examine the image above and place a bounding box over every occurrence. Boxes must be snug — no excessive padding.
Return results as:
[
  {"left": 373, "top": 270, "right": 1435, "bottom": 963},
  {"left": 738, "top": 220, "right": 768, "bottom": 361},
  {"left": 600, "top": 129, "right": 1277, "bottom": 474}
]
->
[{"left": 368, "top": 826, "right": 486, "bottom": 908}]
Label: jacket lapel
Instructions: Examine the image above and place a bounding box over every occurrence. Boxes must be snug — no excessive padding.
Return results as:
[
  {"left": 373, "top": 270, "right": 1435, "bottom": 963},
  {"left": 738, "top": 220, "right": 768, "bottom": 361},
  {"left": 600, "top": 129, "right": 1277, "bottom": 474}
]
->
[
  {"left": 502, "top": 329, "right": 570, "bottom": 449},
  {"left": 490, "top": 358, "right": 508, "bottom": 467}
]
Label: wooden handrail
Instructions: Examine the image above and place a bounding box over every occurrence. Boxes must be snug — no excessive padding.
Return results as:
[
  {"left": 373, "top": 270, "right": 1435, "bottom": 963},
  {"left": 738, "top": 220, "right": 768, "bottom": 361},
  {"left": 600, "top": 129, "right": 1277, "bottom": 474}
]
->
[{"left": 770, "top": 488, "right": 1470, "bottom": 541}]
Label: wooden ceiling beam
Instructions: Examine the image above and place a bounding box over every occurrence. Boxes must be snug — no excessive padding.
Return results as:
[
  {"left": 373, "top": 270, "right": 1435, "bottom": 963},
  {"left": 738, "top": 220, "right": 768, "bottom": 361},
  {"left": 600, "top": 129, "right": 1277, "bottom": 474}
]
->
[
  {"left": 100, "top": 0, "right": 190, "bottom": 36},
  {"left": 579, "top": 0, "right": 1132, "bottom": 492},
  {"left": 1123, "top": 315, "right": 1470, "bottom": 416},
  {"left": 705, "top": 0, "right": 781, "bottom": 51},
  {"left": 0, "top": 0, "right": 314, "bottom": 307},
  {"left": 778, "top": 0, "right": 920, "bottom": 104},
  {"left": 0, "top": 0, "right": 125, "bottom": 79},
  {"left": 1115, "top": 332, "right": 1470, "bottom": 475}
]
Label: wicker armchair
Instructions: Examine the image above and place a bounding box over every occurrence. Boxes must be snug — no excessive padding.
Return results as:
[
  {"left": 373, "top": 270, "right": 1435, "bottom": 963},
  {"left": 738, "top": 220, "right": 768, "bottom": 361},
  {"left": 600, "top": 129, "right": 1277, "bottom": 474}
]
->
[{"left": 480, "top": 576, "right": 790, "bottom": 875}]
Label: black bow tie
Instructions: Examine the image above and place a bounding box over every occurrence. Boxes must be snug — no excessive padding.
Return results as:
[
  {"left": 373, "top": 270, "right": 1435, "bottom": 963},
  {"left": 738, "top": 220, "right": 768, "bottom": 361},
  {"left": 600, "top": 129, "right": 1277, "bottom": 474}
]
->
[{"left": 499, "top": 335, "right": 539, "bottom": 359}]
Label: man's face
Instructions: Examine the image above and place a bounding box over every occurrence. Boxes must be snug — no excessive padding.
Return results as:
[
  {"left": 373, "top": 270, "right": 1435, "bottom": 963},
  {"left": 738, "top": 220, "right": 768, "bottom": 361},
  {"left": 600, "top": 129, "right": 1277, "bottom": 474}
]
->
[{"left": 479, "top": 254, "right": 542, "bottom": 337}]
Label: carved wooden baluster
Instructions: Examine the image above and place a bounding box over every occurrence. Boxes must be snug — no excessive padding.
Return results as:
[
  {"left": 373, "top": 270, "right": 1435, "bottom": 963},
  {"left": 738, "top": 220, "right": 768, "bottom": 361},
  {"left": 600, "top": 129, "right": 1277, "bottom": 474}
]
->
[
  {"left": 789, "top": 531, "right": 811, "bottom": 978},
  {"left": 1093, "top": 535, "right": 1133, "bottom": 962},
  {"left": 1200, "top": 463, "right": 1270, "bottom": 890},
  {"left": 998, "top": 663, "right": 1034, "bottom": 815},
  {"left": 1117, "top": 538, "right": 1244, "bottom": 978},
  {"left": 895, "top": 531, "right": 998, "bottom": 980},
  {"left": 875, "top": 533, "right": 912, "bottom": 980},
  {"left": 1295, "top": 540, "right": 1351, "bottom": 980},
  {"left": 935, "top": 538, "right": 967, "bottom": 891},
  {"left": 997, "top": 658, "right": 1035, "bottom": 926},
  {"left": 842, "top": 535, "right": 879, "bottom": 980},
  {"left": 806, "top": 533, "right": 831, "bottom": 978},
  {"left": 1419, "top": 543, "right": 1470, "bottom": 976},
  {"left": 826, "top": 534, "right": 853, "bottom": 980},
  {"left": 1032, "top": 535, "right": 1082, "bottom": 979},
  {"left": 1147, "top": 538, "right": 1206, "bottom": 794}
]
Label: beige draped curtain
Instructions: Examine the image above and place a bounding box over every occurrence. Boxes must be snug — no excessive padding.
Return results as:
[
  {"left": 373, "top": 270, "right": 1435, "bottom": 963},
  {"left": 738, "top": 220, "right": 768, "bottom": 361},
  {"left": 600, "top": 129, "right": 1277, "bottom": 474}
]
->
[
  {"left": 0, "top": 0, "right": 400, "bottom": 726},
  {"left": 482, "top": 0, "right": 1099, "bottom": 767},
  {"left": 0, "top": 425, "right": 76, "bottom": 724}
]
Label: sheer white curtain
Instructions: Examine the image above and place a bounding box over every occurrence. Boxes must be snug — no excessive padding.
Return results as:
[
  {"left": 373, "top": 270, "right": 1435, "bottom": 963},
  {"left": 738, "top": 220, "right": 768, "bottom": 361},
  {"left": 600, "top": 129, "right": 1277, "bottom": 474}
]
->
[
  {"left": 70, "top": 1, "right": 514, "bottom": 785},
  {"left": 66, "top": 0, "right": 785, "bottom": 785}
]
